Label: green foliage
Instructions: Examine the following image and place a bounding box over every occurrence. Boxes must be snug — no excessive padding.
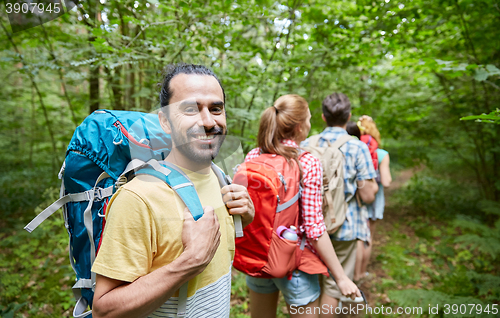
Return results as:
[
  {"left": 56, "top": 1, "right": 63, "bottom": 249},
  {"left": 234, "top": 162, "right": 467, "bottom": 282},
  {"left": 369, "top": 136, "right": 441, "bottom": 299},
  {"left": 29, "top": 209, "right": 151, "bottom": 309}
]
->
[
  {"left": 453, "top": 201, "right": 500, "bottom": 260},
  {"left": 0, "top": 188, "right": 74, "bottom": 317},
  {"left": 395, "top": 173, "right": 480, "bottom": 220},
  {"left": 385, "top": 175, "right": 500, "bottom": 317},
  {"left": 461, "top": 109, "right": 500, "bottom": 125},
  {"left": 388, "top": 289, "right": 487, "bottom": 318}
]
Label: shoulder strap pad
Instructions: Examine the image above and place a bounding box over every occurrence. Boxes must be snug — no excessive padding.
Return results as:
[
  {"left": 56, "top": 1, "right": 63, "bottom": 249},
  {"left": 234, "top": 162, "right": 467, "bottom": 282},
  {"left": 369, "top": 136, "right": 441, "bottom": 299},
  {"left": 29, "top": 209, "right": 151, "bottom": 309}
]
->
[
  {"left": 136, "top": 162, "right": 204, "bottom": 221},
  {"left": 331, "top": 135, "right": 353, "bottom": 149}
]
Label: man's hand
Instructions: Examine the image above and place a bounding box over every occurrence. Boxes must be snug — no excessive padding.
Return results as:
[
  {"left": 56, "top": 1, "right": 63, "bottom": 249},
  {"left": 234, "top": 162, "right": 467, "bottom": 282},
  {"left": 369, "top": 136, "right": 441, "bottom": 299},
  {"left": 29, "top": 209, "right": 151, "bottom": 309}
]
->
[
  {"left": 221, "top": 184, "right": 255, "bottom": 228},
  {"left": 356, "top": 179, "right": 379, "bottom": 204},
  {"left": 181, "top": 206, "right": 221, "bottom": 273},
  {"left": 336, "top": 275, "right": 362, "bottom": 300}
]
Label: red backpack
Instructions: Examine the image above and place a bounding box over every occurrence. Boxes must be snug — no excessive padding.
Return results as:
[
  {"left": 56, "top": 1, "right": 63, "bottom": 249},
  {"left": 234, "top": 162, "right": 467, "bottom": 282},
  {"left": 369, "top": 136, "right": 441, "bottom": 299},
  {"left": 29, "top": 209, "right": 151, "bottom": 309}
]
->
[
  {"left": 361, "top": 134, "right": 379, "bottom": 171},
  {"left": 232, "top": 153, "right": 327, "bottom": 279}
]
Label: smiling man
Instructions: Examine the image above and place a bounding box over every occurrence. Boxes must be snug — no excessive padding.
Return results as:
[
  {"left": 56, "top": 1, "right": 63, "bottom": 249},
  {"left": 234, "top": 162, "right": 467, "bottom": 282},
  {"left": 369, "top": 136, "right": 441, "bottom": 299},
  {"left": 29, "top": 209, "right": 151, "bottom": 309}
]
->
[{"left": 91, "top": 64, "right": 254, "bottom": 318}]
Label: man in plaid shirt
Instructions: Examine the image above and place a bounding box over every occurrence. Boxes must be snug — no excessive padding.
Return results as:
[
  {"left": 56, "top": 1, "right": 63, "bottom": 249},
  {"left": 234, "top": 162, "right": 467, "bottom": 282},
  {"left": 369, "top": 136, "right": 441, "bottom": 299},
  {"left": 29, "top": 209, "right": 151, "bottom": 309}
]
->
[{"left": 301, "top": 92, "right": 378, "bottom": 314}]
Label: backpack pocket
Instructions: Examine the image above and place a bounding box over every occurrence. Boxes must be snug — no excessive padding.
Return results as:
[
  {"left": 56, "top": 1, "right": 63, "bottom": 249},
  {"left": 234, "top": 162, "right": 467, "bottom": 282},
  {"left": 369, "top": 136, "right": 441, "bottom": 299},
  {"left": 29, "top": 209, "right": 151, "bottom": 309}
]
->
[{"left": 262, "top": 232, "right": 296, "bottom": 278}]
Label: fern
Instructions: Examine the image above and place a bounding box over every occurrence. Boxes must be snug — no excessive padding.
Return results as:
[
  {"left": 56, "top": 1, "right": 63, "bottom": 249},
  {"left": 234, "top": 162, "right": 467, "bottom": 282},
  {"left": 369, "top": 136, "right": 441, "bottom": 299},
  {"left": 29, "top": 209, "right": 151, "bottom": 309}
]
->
[
  {"left": 453, "top": 202, "right": 500, "bottom": 259},
  {"left": 466, "top": 271, "right": 500, "bottom": 302}
]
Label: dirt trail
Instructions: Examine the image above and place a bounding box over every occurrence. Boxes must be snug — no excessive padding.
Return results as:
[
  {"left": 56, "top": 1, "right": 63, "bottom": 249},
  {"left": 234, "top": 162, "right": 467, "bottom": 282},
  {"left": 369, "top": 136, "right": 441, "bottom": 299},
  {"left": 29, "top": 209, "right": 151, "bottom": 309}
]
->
[{"left": 352, "top": 167, "right": 418, "bottom": 313}]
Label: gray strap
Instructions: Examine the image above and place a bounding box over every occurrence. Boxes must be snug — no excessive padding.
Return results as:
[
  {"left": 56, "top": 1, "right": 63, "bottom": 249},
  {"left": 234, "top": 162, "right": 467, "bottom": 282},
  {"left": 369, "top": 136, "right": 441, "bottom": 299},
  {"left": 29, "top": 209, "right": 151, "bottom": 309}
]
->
[
  {"left": 72, "top": 297, "right": 91, "bottom": 318},
  {"left": 83, "top": 172, "right": 111, "bottom": 292},
  {"left": 24, "top": 194, "right": 72, "bottom": 233},
  {"left": 331, "top": 134, "right": 353, "bottom": 149},
  {"left": 146, "top": 159, "right": 171, "bottom": 177},
  {"left": 211, "top": 163, "right": 243, "bottom": 237},
  {"left": 276, "top": 190, "right": 300, "bottom": 213},
  {"left": 300, "top": 234, "right": 306, "bottom": 250},
  {"left": 177, "top": 282, "right": 189, "bottom": 317},
  {"left": 122, "top": 158, "right": 172, "bottom": 179},
  {"left": 58, "top": 161, "right": 66, "bottom": 180},
  {"left": 72, "top": 279, "right": 93, "bottom": 318},
  {"left": 73, "top": 279, "right": 93, "bottom": 289},
  {"left": 24, "top": 186, "right": 113, "bottom": 233},
  {"left": 233, "top": 215, "right": 243, "bottom": 238}
]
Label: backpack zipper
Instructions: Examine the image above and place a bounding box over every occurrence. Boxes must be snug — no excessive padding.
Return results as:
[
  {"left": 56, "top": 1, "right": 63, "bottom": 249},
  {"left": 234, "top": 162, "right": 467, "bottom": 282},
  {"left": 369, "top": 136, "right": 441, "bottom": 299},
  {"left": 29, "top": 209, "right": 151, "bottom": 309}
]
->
[{"left": 278, "top": 173, "right": 287, "bottom": 192}]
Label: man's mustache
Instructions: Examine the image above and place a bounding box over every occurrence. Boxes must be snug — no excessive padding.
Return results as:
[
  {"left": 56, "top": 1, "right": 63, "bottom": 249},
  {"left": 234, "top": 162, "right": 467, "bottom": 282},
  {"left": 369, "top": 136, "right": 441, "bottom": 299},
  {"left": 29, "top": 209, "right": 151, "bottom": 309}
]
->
[{"left": 186, "top": 126, "right": 225, "bottom": 136}]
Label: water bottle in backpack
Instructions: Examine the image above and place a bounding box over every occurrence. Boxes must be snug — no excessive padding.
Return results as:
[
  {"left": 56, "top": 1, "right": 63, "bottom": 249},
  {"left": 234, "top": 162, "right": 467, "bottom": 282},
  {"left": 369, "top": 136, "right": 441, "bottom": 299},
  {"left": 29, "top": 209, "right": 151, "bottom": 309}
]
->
[{"left": 277, "top": 225, "right": 298, "bottom": 241}]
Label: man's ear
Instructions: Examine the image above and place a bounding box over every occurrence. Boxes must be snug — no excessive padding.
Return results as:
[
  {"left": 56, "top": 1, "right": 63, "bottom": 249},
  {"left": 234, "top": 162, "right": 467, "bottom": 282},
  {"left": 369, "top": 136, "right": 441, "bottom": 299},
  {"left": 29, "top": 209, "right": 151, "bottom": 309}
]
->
[
  {"left": 158, "top": 110, "right": 172, "bottom": 134},
  {"left": 348, "top": 113, "right": 352, "bottom": 122},
  {"left": 321, "top": 113, "right": 326, "bottom": 123}
]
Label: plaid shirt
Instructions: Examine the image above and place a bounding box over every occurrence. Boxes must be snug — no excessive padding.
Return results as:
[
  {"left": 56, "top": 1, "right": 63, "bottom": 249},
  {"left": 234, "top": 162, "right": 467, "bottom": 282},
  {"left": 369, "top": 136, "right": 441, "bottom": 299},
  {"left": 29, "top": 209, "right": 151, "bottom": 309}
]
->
[
  {"left": 245, "top": 140, "right": 326, "bottom": 252},
  {"left": 301, "top": 127, "right": 377, "bottom": 242}
]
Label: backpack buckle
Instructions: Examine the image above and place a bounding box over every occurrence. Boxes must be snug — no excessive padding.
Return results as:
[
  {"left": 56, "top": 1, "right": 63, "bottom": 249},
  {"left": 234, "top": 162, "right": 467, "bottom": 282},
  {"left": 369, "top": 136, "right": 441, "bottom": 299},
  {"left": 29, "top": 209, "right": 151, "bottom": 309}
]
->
[{"left": 93, "top": 188, "right": 104, "bottom": 202}]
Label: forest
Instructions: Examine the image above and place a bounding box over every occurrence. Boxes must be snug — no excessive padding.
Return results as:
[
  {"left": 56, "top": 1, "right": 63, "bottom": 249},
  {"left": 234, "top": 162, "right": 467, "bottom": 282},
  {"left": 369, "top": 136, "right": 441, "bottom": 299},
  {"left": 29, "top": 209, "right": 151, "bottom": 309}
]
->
[{"left": 0, "top": 0, "right": 499, "bottom": 317}]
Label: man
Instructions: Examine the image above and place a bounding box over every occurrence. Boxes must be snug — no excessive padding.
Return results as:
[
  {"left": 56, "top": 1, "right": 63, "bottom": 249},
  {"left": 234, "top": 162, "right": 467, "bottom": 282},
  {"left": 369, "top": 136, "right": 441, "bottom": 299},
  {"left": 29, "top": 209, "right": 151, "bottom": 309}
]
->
[
  {"left": 301, "top": 92, "right": 378, "bottom": 317},
  {"left": 91, "top": 64, "right": 255, "bottom": 318}
]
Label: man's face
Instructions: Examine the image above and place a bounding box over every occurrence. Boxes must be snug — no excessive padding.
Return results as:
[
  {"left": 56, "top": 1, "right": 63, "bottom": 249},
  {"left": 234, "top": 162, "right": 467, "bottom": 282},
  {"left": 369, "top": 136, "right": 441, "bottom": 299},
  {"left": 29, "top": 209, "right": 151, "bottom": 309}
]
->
[{"left": 160, "top": 74, "right": 226, "bottom": 167}]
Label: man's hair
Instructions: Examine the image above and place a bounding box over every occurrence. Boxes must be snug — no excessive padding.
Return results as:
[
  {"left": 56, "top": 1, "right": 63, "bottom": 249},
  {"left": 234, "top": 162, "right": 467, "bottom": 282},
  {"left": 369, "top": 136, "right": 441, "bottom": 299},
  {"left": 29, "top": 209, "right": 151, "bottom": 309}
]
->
[
  {"left": 159, "top": 63, "right": 225, "bottom": 109},
  {"left": 322, "top": 92, "right": 351, "bottom": 127}
]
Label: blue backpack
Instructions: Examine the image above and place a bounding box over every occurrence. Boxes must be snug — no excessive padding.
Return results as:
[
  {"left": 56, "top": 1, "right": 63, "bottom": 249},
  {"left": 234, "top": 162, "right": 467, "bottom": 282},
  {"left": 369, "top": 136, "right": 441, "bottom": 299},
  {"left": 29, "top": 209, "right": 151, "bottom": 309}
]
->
[{"left": 24, "top": 110, "right": 241, "bottom": 318}]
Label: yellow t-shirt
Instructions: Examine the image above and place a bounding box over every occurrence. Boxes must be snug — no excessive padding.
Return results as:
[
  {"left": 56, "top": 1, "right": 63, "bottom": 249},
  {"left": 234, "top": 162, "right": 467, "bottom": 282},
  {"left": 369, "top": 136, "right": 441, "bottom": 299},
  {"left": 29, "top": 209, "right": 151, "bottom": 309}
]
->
[{"left": 92, "top": 167, "right": 235, "bottom": 317}]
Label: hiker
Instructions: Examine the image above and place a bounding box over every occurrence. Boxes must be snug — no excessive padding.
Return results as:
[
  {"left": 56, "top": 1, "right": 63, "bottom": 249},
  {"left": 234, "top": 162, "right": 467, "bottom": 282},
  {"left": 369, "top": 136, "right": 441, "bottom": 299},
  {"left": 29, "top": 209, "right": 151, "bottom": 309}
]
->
[
  {"left": 354, "top": 116, "right": 392, "bottom": 282},
  {"left": 240, "top": 94, "right": 360, "bottom": 318},
  {"left": 301, "top": 93, "right": 378, "bottom": 316},
  {"left": 90, "top": 64, "right": 255, "bottom": 318}
]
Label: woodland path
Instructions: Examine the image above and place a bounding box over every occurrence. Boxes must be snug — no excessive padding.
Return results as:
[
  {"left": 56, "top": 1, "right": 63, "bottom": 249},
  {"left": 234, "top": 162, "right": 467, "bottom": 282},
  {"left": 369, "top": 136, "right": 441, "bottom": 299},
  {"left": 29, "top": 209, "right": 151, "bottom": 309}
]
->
[{"left": 350, "top": 168, "right": 420, "bottom": 316}]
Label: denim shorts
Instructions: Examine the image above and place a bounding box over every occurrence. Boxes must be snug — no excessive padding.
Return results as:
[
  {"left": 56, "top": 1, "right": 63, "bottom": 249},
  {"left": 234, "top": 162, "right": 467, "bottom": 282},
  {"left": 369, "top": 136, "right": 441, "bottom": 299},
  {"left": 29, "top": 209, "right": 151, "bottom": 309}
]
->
[{"left": 246, "top": 270, "right": 320, "bottom": 306}]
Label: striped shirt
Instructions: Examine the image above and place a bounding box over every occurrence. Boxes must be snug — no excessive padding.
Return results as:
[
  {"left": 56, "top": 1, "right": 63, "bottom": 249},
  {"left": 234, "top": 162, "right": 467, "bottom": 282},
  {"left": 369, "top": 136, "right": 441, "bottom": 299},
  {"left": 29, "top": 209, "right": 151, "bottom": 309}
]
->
[
  {"left": 245, "top": 139, "right": 326, "bottom": 252},
  {"left": 301, "top": 127, "right": 376, "bottom": 242},
  {"left": 149, "top": 265, "right": 231, "bottom": 318}
]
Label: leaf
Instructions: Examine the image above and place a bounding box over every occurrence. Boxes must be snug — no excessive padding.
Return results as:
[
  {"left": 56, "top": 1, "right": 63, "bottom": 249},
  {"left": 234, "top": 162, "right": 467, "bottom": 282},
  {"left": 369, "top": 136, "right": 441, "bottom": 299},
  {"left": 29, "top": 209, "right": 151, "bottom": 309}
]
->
[
  {"left": 474, "top": 68, "right": 489, "bottom": 81},
  {"left": 485, "top": 64, "right": 500, "bottom": 75}
]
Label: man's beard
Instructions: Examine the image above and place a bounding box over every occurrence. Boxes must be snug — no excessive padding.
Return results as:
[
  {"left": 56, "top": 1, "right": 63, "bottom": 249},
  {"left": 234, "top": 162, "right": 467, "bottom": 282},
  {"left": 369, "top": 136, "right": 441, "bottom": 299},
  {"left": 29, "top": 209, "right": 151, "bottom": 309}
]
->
[{"left": 170, "top": 125, "right": 227, "bottom": 165}]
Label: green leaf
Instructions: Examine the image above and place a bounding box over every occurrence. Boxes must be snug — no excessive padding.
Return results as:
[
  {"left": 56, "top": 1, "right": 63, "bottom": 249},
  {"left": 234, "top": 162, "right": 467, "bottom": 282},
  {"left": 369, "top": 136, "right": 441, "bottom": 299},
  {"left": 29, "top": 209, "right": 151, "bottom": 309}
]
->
[
  {"left": 474, "top": 68, "right": 489, "bottom": 81},
  {"left": 485, "top": 64, "right": 500, "bottom": 75}
]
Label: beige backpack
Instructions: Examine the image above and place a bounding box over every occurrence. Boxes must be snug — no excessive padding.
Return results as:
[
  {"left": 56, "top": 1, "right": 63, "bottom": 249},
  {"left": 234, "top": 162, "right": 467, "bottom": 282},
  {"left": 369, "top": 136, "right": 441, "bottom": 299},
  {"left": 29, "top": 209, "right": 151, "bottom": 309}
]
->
[{"left": 302, "top": 134, "right": 353, "bottom": 234}]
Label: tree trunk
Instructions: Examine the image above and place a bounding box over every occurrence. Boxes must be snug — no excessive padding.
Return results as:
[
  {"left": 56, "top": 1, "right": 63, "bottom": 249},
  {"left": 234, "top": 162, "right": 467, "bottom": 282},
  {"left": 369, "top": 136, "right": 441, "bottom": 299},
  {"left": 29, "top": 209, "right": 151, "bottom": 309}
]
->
[{"left": 89, "top": 65, "right": 100, "bottom": 113}]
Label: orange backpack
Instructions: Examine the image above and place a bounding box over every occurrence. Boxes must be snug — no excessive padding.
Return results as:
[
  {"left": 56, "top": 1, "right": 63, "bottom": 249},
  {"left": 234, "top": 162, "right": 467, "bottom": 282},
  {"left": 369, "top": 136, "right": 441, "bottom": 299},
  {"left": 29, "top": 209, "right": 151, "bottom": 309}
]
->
[{"left": 232, "top": 153, "right": 327, "bottom": 279}]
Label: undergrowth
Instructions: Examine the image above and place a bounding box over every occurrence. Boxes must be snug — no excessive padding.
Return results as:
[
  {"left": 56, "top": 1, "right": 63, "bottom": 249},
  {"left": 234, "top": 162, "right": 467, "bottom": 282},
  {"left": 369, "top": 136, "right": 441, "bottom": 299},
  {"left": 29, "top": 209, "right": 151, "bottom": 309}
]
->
[
  {"left": 380, "top": 171, "right": 500, "bottom": 318},
  {"left": 0, "top": 187, "right": 74, "bottom": 318}
]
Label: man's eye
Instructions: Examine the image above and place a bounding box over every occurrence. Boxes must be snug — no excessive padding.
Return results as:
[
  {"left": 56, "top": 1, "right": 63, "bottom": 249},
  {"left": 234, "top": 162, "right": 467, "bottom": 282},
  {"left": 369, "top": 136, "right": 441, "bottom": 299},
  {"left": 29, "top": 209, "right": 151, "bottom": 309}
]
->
[
  {"left": 211, "top": 107, "right": 223, "bottom": 114},
  {"left": 184, "top": 107, "right": 198, "bottom": 113}
]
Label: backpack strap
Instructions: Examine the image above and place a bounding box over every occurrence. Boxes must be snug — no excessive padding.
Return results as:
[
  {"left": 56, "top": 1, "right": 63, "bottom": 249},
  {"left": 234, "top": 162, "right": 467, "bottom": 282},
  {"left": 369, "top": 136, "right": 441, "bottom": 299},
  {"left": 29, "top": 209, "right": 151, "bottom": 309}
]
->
[
  {"left": 136, "top": 161, "right": 205, "bottom": 221},
  {"left": 24, "top": 178, "right": 114, "bottom": 233},
  {"left": 276, "top": 189, "right": 301, "bottom": 212},
  {"left": 308, "top": 134, "right": 330, "bottom": 147},
  {"left": 331, "top": 134, "right": 354, "bottom": 149},
  {"left": 211, "top": 163, "right": 243, "bottom": 238}
]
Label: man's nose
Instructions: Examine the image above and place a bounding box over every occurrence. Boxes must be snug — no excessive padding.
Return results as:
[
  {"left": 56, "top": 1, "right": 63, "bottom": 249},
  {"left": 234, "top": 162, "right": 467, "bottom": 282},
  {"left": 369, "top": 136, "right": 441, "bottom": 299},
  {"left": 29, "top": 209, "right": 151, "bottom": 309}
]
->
[{"left": 198, "top": 107, "right": 216, "bottom": 129}]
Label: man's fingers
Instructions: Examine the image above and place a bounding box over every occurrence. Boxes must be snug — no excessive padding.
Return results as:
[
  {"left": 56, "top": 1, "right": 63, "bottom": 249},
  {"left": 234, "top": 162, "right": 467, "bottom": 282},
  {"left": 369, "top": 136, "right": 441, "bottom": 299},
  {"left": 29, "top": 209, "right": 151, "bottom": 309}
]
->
[
  {"left": 225, "top": 199, "right": 250, "bottom": 209},
  {"left": 221, "top": 184, "right": 245, "bottom": 194},
  {"left": 183, "top": 207, "right": 194, "bottom": 220},
  {"left": 221, "top": 189, "right": 249, "bottom": 203},
  {"left": 202, "top": 206, "right": 215, "bottom": 215}
]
